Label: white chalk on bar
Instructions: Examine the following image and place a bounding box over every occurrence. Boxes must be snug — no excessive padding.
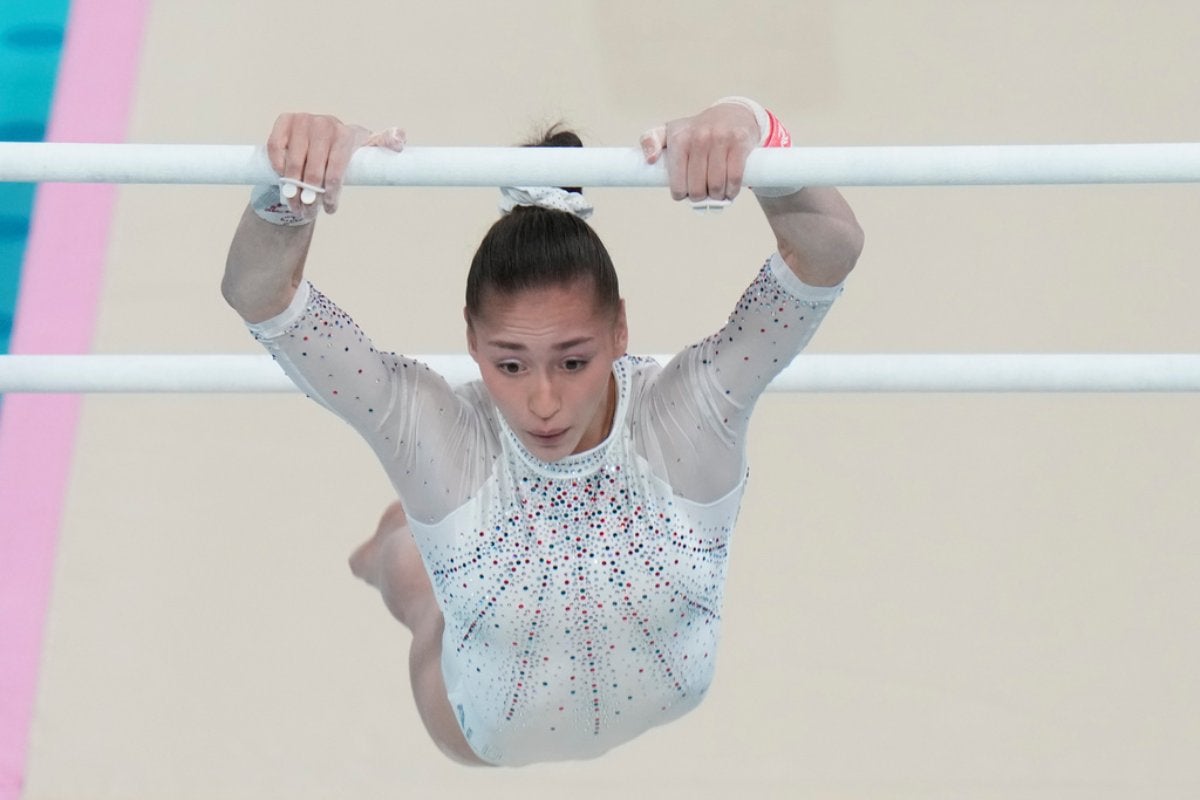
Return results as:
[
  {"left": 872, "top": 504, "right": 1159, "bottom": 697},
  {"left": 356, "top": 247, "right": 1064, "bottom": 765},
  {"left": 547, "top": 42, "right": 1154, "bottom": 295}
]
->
[
  {"left": 1, "top": 354, "right": 1199, "bottom": 394},
  {"left": 3, "top": 142, "right": 1200, "bottom": 187}
]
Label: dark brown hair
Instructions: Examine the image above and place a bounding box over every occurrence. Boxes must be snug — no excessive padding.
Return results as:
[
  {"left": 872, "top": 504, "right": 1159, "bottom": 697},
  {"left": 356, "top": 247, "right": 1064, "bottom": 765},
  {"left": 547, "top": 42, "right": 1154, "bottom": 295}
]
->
[{"left": 465, "top": 125, "right": 619, "bottom": 322}]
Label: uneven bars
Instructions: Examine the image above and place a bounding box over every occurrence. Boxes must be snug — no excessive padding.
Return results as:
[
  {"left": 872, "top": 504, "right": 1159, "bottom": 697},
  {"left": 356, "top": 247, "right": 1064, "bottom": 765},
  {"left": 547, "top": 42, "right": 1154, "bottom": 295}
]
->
[
  {"left": 1, "top": 354, "right": 1199, "bottom": 393},
  {"left": 3, "top": 143, "right": 1200, "bottom": 187}
]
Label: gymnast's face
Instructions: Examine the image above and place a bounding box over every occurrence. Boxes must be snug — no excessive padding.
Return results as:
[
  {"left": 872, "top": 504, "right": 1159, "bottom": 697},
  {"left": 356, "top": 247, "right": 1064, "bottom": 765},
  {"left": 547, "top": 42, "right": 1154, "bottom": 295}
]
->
[{"left": 467, "top": 280, "right": 628, "bottom": 462}]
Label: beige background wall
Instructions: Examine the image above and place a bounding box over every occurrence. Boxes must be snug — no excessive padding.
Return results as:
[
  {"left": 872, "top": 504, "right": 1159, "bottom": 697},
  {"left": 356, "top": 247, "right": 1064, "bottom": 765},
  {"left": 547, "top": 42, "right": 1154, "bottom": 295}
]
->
[{"left": 26, "top": 1, "right": 1199, "bottom": 797}]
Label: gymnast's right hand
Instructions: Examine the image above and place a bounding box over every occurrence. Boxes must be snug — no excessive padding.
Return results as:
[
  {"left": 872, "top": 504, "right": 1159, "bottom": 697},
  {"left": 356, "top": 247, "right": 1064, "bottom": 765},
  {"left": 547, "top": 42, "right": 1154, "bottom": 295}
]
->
[{"left": 266, "top": 113, "right": 406, "bottom": 215}]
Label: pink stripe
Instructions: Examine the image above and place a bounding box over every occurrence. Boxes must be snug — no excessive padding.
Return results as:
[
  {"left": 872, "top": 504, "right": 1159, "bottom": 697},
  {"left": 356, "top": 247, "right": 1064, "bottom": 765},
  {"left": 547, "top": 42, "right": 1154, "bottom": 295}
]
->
[{"left": 0, "top": 1, "right": 148, "bottom": 797}]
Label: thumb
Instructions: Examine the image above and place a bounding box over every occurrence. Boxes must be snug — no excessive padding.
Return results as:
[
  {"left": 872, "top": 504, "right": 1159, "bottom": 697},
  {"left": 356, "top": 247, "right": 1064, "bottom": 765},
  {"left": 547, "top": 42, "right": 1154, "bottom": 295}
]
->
[
  {"left": 639, "top": 125, "right": 666, "bottom": 163},
  {"left": 364, "top": 126, "right": 407, "bottom": 151}
]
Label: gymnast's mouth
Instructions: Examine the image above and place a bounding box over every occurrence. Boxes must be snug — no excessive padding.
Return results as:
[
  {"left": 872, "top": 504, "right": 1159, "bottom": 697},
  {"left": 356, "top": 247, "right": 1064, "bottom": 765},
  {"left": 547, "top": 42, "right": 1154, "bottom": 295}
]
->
[{"left": 528, "top": 428, "right": 568, "bottom": 444}]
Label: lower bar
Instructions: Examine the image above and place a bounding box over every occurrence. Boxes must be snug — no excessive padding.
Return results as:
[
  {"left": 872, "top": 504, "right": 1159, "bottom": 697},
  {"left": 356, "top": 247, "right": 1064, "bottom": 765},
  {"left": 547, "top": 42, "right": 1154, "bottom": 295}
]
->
[{"left": 1, "top": 354, "right": 1199, "bottom": 393}]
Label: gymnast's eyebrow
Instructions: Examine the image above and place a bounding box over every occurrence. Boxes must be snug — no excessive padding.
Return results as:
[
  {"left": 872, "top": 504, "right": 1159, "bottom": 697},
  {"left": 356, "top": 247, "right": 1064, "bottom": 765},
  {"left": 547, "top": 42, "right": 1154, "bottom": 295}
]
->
[{"left": 486, "top": 337, "right": 595, "bottom": 351}]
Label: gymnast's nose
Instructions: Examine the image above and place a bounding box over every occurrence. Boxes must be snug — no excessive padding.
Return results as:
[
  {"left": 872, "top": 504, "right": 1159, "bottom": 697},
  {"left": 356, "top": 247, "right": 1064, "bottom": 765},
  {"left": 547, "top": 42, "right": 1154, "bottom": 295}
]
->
[{"left": 528, "top": 373, "right": 560, "bottom": 420}]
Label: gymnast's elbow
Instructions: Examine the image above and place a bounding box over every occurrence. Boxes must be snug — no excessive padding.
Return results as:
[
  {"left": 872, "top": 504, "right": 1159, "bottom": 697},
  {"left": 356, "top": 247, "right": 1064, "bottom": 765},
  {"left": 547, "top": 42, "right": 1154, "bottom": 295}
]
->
[
  {"left": 828, "top": 213, "right": 866, "bottom": 274},
  {"left": 778, "top": 214, "right": 865, "bottom": 289},
  {"left": 220, "top": 258, "right": 299, "bottom": 325}
]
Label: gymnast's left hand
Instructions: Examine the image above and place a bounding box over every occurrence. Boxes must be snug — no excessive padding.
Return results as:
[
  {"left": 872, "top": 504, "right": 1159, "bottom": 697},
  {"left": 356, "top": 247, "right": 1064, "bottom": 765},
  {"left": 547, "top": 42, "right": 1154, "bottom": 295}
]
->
[
  {"left": 267, "top": 113, "right": 406, "bottom": 215},
  {"left": 639, "top": 102, "right": 760, "bottom": 203}
]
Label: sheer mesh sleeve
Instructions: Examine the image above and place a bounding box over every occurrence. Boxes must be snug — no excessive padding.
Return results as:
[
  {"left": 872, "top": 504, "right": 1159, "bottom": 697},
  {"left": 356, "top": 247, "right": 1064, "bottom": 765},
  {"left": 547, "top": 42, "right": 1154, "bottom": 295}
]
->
[
  {"left": 247, "top": 281, "right": 492, "bottom": 525},
  {"left": 637, "top": 253, "right": 843, "bottom": 503}
]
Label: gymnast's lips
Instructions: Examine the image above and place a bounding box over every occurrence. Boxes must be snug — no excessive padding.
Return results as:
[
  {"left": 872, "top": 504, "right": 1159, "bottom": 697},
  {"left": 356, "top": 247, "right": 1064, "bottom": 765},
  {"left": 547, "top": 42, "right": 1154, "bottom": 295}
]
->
[{"left": 528, "top": 428, "right": 568, "bottom": 443}]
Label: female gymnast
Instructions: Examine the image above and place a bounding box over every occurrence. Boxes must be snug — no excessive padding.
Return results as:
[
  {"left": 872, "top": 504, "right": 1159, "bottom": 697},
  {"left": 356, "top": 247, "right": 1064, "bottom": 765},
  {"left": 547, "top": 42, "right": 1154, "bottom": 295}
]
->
[{"left": 221, "top": 97, "right": 863, "bottom": 766}]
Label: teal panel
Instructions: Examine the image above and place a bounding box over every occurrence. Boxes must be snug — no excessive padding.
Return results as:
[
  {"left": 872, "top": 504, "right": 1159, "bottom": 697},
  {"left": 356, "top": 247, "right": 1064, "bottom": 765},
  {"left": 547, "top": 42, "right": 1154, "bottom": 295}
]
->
[{"left": 0, "top": 0, "right": 71, "bottom": 354}]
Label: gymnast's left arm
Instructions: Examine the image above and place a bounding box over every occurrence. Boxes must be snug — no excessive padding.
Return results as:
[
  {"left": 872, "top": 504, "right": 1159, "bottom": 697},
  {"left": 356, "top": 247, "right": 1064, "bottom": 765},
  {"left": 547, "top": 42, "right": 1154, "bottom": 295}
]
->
[{"left": 640, "top": 98, "right": 864, "bottom": 287}]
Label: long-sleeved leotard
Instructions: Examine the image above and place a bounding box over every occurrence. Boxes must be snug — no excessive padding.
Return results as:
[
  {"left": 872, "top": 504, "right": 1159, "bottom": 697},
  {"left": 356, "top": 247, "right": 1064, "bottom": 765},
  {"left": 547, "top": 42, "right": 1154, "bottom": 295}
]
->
[{"left": 248, "top": 252, "right": 841, "bottom": 765}]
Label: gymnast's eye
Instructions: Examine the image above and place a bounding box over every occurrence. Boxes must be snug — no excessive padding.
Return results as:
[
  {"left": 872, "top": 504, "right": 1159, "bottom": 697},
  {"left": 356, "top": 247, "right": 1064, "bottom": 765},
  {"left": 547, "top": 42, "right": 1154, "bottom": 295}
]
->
[
  {"left": 563, "top": 358, "right": 589, "bottom": 372},
  {"left": 496, "top": 361, "right": 523, "bottom": 375}
]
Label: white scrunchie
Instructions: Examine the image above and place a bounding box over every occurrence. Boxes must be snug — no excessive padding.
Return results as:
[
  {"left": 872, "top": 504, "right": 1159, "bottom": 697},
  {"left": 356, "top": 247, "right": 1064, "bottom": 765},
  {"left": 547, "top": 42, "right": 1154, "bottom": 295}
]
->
[{"left": 498, "top": 186, "right": 594, "bottom": 220}]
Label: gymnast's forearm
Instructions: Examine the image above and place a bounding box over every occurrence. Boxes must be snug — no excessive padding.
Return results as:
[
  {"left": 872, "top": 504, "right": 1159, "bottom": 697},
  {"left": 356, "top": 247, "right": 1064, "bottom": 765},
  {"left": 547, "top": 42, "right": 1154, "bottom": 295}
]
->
[
  {"left": 221, "top": 204, "right": 315, "bottom": 324},
  {"left": 757, "top": 186, "right": 864, "bottom": 288}
]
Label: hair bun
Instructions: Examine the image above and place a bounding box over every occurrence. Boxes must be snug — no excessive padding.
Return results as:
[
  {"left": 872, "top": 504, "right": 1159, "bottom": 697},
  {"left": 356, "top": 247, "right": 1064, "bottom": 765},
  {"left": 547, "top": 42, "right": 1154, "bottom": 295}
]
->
[
  {"left": 525, "top": 123, "right": 583, "bottom": 194},
  {"left": 529, "top": 123, "right": 582, "bottom": 150}
]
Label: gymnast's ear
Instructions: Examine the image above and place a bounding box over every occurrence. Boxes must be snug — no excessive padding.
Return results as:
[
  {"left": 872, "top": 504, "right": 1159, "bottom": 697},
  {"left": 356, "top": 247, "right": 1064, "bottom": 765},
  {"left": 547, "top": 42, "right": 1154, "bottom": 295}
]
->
[
  {"left": 465, "top": 306, "right": 479, "bottom": 361},
  {"left": 613, "top": 298, "right": 628, "bottom": 355}
]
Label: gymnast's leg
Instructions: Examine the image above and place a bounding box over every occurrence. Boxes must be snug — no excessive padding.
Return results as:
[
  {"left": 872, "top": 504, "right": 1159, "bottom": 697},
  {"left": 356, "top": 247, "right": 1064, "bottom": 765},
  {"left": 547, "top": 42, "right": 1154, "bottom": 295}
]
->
[{"left": 350, "top": 501, "right": 489, "bottom": 766}]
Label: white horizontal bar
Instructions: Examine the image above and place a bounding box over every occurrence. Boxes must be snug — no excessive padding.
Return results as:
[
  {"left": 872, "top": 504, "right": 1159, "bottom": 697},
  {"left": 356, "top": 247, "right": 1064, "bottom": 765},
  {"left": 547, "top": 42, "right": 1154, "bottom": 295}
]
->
[
  {"left": 3, "top": 142, "right": 1200, "bottom": 187},
  {"left": 1, "top": 354, "right": 1198, "bottom": 394}
]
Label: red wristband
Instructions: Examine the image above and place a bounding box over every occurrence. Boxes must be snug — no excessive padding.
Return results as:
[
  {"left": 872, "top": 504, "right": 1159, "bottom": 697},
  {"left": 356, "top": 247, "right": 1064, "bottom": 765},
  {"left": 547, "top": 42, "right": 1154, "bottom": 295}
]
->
[{"left": 763, "top": 108, "right": 791, "bottom": 148}]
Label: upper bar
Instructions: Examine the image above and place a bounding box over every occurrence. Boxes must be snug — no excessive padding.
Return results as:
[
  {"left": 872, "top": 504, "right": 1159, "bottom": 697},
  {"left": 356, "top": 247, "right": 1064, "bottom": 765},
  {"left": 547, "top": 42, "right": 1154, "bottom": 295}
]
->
[{"left": 3, "top": 142, "right": 1200, "bottom": 187}]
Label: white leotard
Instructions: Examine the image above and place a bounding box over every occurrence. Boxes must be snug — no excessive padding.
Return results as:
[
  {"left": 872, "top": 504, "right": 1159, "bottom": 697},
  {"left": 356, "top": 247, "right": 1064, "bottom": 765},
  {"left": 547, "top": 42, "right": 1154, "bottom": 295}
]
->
[{"left": 248, "top": 253, "right": 842, "bottom": 765}]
